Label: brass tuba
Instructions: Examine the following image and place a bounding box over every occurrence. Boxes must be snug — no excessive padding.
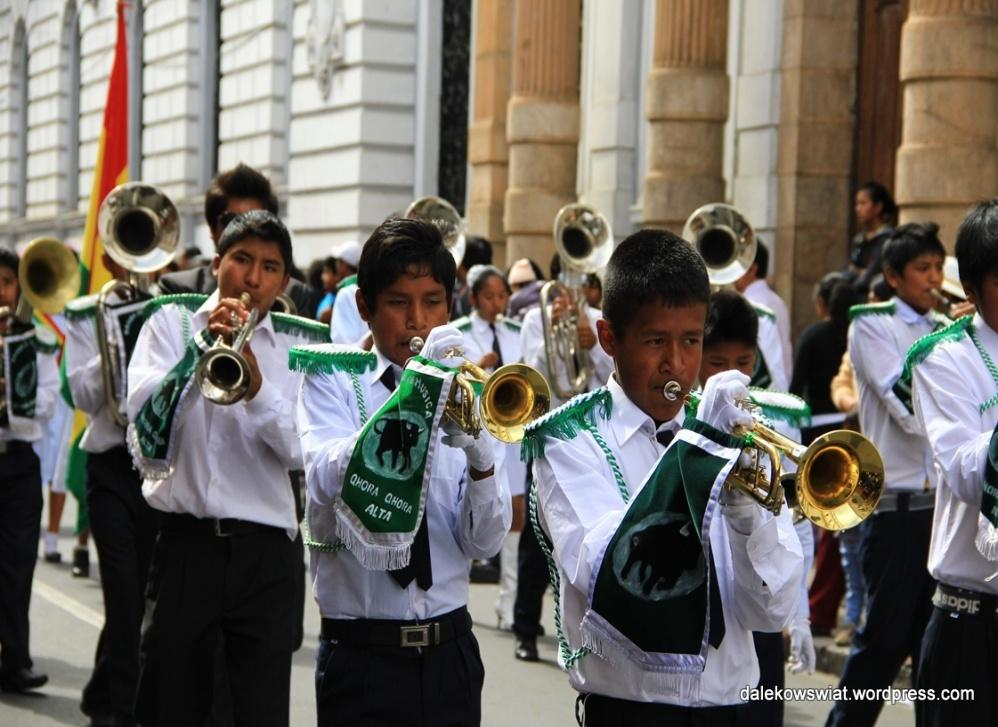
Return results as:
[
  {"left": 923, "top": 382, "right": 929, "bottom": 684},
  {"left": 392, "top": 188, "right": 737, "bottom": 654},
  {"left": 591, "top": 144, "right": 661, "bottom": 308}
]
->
[
  {"left": 682, "top": 203, "right": 756, "bottom": 287},
  {"left": 408, "top": 336, "right": 551, "bottom": 443},
  {"left": 195, "top": 293, "right": 260, "bottom": 405},
  {"left": 405, "top": 196, "right": 466, "bottom": 267},
  {"left": 540, "top": 204, "right": 613, "bottom": 399},
  {"left": 96, "top": 182, "right": 180, "bottom": 426}
]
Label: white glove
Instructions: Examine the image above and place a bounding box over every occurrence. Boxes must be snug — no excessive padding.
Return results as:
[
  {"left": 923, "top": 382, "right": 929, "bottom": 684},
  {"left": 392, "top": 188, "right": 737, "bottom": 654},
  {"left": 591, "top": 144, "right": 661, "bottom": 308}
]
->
[
  {"left": 696, "top": 370, "right": 752, "bottom": 432},
  {"left": 420, "top": 324, "right": 465, "bottom": 368},
  {"left": 441, "top": 419, "right": 494, "bottom": 473},
  {"left": 788, "top": 618, "right": 816, "bottom": 675}
]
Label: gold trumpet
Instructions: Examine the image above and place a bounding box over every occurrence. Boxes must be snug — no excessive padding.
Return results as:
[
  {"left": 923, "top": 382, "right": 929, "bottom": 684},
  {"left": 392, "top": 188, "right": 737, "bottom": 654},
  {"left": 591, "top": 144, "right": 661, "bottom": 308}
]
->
[
  {"left": 408, "top": 336, "right": 551, "bottom": 443},
  {"left": 663, "top": 381, "right": 884, "bottom": 530},
  {"left": 195, "top": 293, "right": 260, "bottom": 405}
]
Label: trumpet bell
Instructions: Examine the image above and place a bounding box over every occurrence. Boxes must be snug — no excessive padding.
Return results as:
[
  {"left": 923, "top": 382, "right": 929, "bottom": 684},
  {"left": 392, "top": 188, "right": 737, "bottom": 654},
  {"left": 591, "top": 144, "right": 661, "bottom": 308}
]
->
[
  {"left": 196, "top": 348, "right": 253, "bottom": 405},
  {"left": 98, "top": 182, "right": 180, "bottom": 273},
  {"left": 20, "top": 236, "right": 81, "bottom": 314},
  {"left": 796, "top": 430, "right": 885, "bottom": 531},
  {"left": 405, "top": 196, "right": 466, "bottom": 266},
  {"left": 480, "top": 364, "right": 552, "bottom": 443},
  {"left": 681, "top": 203, "right": 755, "bottom": 286}
]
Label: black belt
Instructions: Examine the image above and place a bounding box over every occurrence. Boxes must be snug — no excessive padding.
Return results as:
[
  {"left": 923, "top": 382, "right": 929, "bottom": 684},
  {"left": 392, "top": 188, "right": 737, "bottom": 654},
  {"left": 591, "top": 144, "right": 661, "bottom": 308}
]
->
[
  {"left": 875, "top": 491, "right": 935, "bottom": 513},
  {"left": 320, "top": 606, "right": 471, "bottom": 648},
  {"left": 0, "top": 440, "right": 32, "bottom": 455},
  {"left": 934, "top": 583, "right": 998, "bottom": 621},
  {"left": 160, "top": 512, "right": 286, "bottom": 538}
]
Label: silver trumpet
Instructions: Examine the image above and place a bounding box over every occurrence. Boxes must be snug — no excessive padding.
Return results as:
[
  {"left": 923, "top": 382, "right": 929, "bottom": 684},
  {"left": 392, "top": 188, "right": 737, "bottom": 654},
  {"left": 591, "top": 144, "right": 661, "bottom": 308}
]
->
[
  {"left": 195, "top": 293, "right": 260, "bottom": 405},
  {"left": 405, "top": 196, "right": 466, "bottom": 267},
  {"left": 682, "top": 203, "right": 756, "bottom": 287}
]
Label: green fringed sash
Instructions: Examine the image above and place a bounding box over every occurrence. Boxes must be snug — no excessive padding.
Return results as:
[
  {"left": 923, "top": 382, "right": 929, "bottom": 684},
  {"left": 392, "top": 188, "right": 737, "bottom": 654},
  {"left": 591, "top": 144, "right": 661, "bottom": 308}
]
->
[
  {"left": 452, "top": 315, "right": 472, "bottom": 332},
  {"left": 848, "top": 300, "right": 896, "bottom": 323},
  {"left": 142, "top": 293, "right": 208, "bottom": 320},
  {"left": 745, "top": 388, "right": 812, "bottom": 428},
  {"left": 521, "top": 387, "right": 613, "bottom": 462},
  {"left": 902, "top": 315, "right": 972, "bottom": 382},
  {"left": 288, "top": 344, "right": 376, "bottom": 376},
  {"left": 271, "top": 312, "right": 329, "bottom": 342},
  {"left": 501, "top": 317, "right": 522, "bottom": 333},
  {"left": 336, "top": 274, "right": 358, "bottom": 291}
]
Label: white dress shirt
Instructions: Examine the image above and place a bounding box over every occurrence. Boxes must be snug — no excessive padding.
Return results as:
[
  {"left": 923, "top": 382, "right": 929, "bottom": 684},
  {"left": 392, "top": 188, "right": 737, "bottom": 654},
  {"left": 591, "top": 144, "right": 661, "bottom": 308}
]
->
[
  {"left": 297, "top": 345, "right": 512, "bottom": 620},
  {"left": 520, "top": 304, "right": 615, "bottom": 408},
  {"left": 126, "top": 292, "right": 304, "bottom": 535},
  {"left": 849, "top": 297, "right": 944, "bottom": 491},
  {"left": 912, "top": 313, "right": 998, "bottom": 594},
  {"left": 1, "top": 328, "right": 59, "bottom": 443},
  {"left": 754, "top": 307, "right": 789, "bottom": 392},
  {"left": 535, "top": 375, "right": 803, "bottom": 706},
  {"left": 329, "top": 283, "right": 367, "bottom": 345},
  {"left": 744, "top": 279, "right": 793, "bottom": 378},
  {"left": 64, "top": 294, "right": 129, "bottom": 453}
]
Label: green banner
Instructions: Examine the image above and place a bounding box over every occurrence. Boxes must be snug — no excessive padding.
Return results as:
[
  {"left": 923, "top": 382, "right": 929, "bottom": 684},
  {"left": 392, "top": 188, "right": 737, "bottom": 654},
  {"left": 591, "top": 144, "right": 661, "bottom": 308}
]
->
[{"left": 4, "top": 329, "right": 39, "bottom": 419}]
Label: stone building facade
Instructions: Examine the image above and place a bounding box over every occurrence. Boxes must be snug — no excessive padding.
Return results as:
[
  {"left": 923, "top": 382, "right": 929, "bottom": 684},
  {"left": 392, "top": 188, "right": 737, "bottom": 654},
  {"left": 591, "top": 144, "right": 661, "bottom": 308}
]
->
[{"left": 1, "top": 0, "right": 996, "bottom": 336}]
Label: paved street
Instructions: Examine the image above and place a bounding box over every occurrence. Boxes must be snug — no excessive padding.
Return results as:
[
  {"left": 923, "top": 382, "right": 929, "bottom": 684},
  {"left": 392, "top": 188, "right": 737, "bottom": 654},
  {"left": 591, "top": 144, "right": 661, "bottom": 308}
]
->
[{"left": 1, "top": 516, "right": 915, "bottom": 726}]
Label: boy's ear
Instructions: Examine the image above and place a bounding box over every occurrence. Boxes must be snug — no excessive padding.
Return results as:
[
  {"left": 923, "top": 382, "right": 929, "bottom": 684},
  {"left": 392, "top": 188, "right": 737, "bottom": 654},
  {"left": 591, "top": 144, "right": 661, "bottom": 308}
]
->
[
  {"left": 210, "top": 254, "right": 221, "bottom": 278},
  {"left": 356, "top": 287, "right": 371, "bottom": 323},
  {"left": 883, "top": 265, "right": 902, "bottom": 291},
  {"left": 596, "top": 318, "right": 615, "bottom": 358}
]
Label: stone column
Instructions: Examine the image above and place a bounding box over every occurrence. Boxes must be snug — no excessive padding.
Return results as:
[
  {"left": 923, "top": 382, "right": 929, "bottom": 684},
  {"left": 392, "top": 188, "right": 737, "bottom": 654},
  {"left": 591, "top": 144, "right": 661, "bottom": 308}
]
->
[
  {"left": 467, "top": 0, "right": 513, "bottom": 255},
  {"left": 503, "top": 0, "right": 581, "bottom": 267},
  {"left": 641, "top": 0, "right": 729, "bottom": 232},
  {"left": 895, "top": 0, "right": 998, "bottom": 243}
]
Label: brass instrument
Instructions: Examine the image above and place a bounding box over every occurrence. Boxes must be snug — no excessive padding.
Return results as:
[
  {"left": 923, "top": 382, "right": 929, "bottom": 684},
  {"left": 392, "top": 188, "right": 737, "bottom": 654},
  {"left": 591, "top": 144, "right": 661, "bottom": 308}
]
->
[
  {"left": 540, "top": 204, "right": 613, "bottom": 399},
  {"left": 0, "top": 237, "right": 81, "bottom": 420},
  {"left": 682, "top": 203, "right": 756, "bottom": 286},
  {"left": 96, "top": 182, "right": 180, "bottom": 426},
  {"left": 408, "top": 336, "right": 551, "bottom": 443},
  {"left": 662, "top": 381, "right": 884, "bottom": 530},
  {"left": 195, "top": 293, "right": 260, "bottom": 405},
  {"left": 272, "top": 292, "right": 297, "bottom": 315},
  {"left": 405, "top": 196, "right": 466, "bottom": 266}
]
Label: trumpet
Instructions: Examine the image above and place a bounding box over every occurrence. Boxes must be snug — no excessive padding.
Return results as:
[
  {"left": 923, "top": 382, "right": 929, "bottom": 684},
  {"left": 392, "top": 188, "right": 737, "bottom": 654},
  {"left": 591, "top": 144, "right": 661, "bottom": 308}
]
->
[
  {"left": 540, "top": 204, "right": 613, "bottom": 399},
  {"left": 405, "top": 196, "right": 466, "bottom": 267},
  {"left": 408, "top": 336, "right": 550, "bottom": 443},
  {"left": 195, "top": 293, "right": 260, "bottom": 405},
  {"left": 271, "top": 292, "right": 297, "bottom": 315},
  {"left": 682, "top": 203, "right": 756, "bottom": 287},
  {"left": 662, "top": 380, "right": 884, "bottom": 530},
  {"left": 96, "top": 182, "right": 180, "bottom": 426}
]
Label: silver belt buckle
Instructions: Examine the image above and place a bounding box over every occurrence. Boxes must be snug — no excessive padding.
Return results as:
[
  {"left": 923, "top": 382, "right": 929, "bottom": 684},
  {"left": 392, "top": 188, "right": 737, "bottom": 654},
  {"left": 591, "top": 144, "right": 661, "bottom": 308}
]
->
[
  {"left": 213, "top": 519, "right": 231, "bottom": 537},
  {"left": 400, "top": 622, "right": 439, "bottom": 647},
  {"left": 0, "top": 440, "right": 7, "bottom": 454}
]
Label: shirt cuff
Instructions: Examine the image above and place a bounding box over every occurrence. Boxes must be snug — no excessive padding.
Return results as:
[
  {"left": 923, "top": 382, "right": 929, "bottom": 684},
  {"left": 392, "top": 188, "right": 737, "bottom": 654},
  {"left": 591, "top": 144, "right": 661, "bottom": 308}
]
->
[
  {"left": 465, "top": 472, "right": 503, "bottom": 509},
  {"left": 728, "top": 514, "right": 801, "bottom": 594}
]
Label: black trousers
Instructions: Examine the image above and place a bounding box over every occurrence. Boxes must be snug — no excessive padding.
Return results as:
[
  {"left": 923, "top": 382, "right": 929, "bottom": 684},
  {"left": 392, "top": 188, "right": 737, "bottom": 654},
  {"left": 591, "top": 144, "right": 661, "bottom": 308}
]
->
[
  {"left": 315, "top": 628, "right": 485, "bottom": 727},
  {"left": 915, "top": 605, "right": 997, "bottom": 725},
  {"left": 577, "top": 693, "right": 737, "bottom": 727},
  {"left": 513, "top": 513, "right": 549, "bottom": 639},
  {"left": 826, "top": 508, "right": 935, "bottom": 727},
  {"left": 736, "top": 631, "right": 785, "bottom": 726},
  {"left": 135, "top": 518, "right": 297, "bottom": 727},
  {"left": 0, "top": 443, "right": 42, "bottom": 675},
  {"left": 80, "top": 445, "right": 158, "bottom": 720}
]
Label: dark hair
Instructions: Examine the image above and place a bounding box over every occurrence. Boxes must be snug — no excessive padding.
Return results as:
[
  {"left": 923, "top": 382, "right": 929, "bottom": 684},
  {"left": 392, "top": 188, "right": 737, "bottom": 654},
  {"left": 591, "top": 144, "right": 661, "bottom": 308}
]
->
[
  {"left": 869, "top": 274, "right": 894, "bottom": 302},
  {"left": 217, "top": 210, "right": 293, "bottom": 272},
  {"left": 461, "top": 236, "right": 492, "bottom": 270},
  {"left": 357, "top": 217, "right": 456, "bottom": 313},
  {"left": 955, "top": 199, "right": 998, "bottom": 296},
  {"left": 828, "top": 280, "right": 860, "bottom": 333},
  {"left": 816, "top": 271, "right": 850, "bottom": 305},
  {"left": 469, "top": 265, "right": 509, "bottom": 297},
  {"left": 0, "top": 247, "right": 18, "bottom": 277},
  {"left": 602, "top": 229, "right": 710, "bottom": 334},
  {"left": 549, "top": 253, "right": 561, "bottom": 281},
  {"left": 881, "top": 222, "right": 945, "bottom": 276},
  {"left": 704, "top": 289, "right": 758, "bottom": 350},
  {"left": 204, "top": 164, "right": 279, "bottom": 240},
  {"left": 753, "top": 242, "right": 769, "bottom": 279},
  {"left": 306, "top": 259, "right": 325, "bottom": 290},
  {"left": 858, "top": 181, "right": 898, "bottom": 223}
]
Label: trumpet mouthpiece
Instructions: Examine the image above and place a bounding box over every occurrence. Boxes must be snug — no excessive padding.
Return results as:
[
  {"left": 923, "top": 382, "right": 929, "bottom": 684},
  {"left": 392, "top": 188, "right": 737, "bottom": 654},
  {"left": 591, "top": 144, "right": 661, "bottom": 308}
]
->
[
  {"left": 409, "top": 336, "right": 425, "bottom": 353},
  {"left": 663, "top": 380, "right": 684, "bottom": 401}
]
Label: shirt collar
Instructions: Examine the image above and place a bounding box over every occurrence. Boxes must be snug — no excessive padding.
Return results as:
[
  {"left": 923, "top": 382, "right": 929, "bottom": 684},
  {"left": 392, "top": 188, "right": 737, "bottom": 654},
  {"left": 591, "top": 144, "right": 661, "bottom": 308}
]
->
[
  {"left": 195, "top": 290, "right": 275, "bottom": 339},
  {"left": 606, "top": 373, "right": 684, "bottom": 446},
  {"left": 893, "top": 296, "right": 934, "bottom": 327},
  {"left": 371, "top": 345, "right": 403, "bottom": 386},
  {"left": 470, "top": 311, "right": 492, "bottom": 332}
]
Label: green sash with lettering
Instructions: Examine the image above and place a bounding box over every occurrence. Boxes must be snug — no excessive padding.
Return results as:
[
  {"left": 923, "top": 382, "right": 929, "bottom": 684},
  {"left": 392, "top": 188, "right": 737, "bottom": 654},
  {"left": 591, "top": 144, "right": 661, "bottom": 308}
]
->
[
  {"left": 581, "top": 420, "right": 741, "bottom": 680},
  {"left": 335, "top": 356, "right": 454, "bottom": 570},
  {"left": 2, "top": 328, "right": 39, "bottom": 419},
  {"left": 977, "top": 419, "right": 998, "bottom": 562}
]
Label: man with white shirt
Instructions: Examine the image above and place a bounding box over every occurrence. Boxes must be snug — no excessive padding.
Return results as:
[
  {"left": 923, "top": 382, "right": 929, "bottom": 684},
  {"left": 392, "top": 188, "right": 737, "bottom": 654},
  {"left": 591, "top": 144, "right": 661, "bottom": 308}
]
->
[
  {"left": 295, "top": 217, "right": 510, "bottom": 726},
  {"left": 127, "top": 211, "right": 318, "bottom": 726},
  {"left": 530, "top": 230, "right": 803, "bottom": 725},
  {"left": 826, "top": 223, "right": 949, "bottom": 727},
  {"left": 736, "top": 243, "right": 793, "bottom": 380},
  {"left": 63, "top": 253, "right": 158, "bottom": 725},
  {"left": 0, "top": 248, "right": 60, "bottom": 694},
  {"left": 909, "top": 200, "right": 998, "bottom": 726}
]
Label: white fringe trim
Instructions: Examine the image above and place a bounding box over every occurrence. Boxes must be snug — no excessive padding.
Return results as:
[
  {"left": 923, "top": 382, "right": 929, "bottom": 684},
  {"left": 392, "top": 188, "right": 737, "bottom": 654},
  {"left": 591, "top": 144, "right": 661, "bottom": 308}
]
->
[
  {"left": 975, "top": 514, "right": 998, "bottom": 562},
  {"left": 126, "top": 423, "right": 173, "bottom": 481},
  {"left": 333, "top": 501, "right": 413, "bottom": 571}
]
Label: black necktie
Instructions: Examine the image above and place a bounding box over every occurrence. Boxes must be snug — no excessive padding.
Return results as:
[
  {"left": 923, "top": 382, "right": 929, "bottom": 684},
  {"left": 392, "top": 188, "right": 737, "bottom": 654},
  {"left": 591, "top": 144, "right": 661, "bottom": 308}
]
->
[
  {"left": 380, "top": 367, "right": 433, "bottom": 591},
  {"left": 489, "top": 323, "right": 504, "bottom": 368},
  {"left": 656, "top": 426, "right": 724, "bottom": 646}
]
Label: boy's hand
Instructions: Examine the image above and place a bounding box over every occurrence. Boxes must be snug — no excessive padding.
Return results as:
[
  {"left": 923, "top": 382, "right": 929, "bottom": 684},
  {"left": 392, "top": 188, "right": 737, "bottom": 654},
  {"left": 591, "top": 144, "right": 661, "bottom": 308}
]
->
[
  {"left": 788, "top": 619, "right": 816, "bottom": 674},
  {"left": 696, "top": 370, "right": 752, "bottom": 433},
  {"left": 420, "top": 324, "right": 464, "bottom": 368}
]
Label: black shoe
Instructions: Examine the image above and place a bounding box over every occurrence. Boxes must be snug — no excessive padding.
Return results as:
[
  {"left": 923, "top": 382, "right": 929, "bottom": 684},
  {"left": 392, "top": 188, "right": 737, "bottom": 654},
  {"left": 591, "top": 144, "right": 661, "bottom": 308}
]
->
[
  {"left": 43, "top": 551, "right": 61, "bottom": 564},
  {"left": 72, "top": 547, "right": 90, "bottom": 578},
  {"left": 470, "top": 560, "right": 500, "bottom": 584},
  {"left": 514, "top": 637, "right": 539, "bottom": 662},
  {"left": 0, "top": 667, "right": 48, "bottom": 693}
]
